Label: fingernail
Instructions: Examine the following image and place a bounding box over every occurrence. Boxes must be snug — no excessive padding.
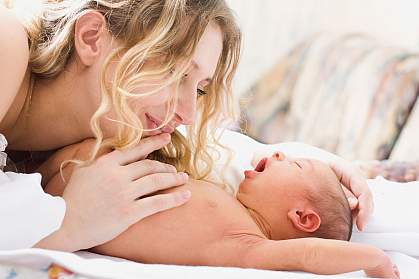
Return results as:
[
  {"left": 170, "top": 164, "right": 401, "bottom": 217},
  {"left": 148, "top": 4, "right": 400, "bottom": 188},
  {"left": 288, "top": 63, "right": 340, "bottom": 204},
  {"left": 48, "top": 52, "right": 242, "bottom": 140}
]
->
[
  {"left": 348, "top": 197, "right": 357, "bottom": 206},
  {"left": 161, "top": 133, "right": 170, "bottom": 140},
  {"left": 181, "top": 172, "right": 189, "bottom": 180},
  {"left": 182, "top": 190, "right": 191, "bottom": 199}
]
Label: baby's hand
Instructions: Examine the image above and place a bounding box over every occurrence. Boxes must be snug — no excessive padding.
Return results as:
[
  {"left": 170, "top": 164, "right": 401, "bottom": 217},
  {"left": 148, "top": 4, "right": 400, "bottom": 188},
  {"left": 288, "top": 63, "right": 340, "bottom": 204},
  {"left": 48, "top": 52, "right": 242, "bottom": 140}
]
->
[{"left": 364, "top": 253, "right": 400, "bottom": 279}]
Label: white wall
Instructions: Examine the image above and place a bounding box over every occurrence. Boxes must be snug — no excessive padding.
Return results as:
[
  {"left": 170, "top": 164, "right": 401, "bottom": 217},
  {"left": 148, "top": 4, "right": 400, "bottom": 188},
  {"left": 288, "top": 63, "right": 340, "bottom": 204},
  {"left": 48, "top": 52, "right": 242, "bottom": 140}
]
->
[{"left": 227, "top": 0, "right": 419, "bottom": 95}]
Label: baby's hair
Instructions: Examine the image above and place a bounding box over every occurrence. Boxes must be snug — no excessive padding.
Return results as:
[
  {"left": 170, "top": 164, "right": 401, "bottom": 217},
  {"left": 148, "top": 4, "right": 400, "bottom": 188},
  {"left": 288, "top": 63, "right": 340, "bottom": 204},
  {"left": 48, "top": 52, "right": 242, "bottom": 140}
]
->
[{"left": 305, "top": 172, "right": 353, "bottom": 241}]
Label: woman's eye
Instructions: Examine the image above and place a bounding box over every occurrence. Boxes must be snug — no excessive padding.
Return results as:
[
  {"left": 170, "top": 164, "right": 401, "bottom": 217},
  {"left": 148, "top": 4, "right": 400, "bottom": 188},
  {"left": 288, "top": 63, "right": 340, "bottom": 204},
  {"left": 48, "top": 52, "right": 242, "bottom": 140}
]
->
[{"left": 197, "top": 88, "right": 207, "bottom": 97}]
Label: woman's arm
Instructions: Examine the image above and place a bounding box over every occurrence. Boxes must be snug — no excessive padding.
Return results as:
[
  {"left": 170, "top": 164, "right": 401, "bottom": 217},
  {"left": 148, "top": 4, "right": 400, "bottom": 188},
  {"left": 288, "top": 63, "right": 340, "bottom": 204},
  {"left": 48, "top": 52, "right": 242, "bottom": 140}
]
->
[
  {"left": 0, "top": 5, "right": 29, "bottom": 124},
  {"left": 241, "top": 238, "right": 399, "bottom": 278}
]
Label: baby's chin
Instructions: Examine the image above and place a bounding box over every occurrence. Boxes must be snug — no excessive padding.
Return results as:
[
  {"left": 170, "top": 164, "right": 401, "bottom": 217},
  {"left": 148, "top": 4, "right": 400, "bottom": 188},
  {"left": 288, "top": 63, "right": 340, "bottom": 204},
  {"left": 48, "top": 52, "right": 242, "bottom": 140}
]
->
[
  {"left": 235, "top": 183, "right": 247, "bottom": 200},
  {"left": 236, "top": 180, "right": 249, "bottom": 195}
]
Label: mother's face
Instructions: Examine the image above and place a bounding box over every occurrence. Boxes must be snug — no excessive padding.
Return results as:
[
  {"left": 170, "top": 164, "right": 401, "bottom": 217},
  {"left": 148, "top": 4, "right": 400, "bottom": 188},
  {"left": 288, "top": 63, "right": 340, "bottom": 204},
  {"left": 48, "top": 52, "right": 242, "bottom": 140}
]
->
[
  {"left": 135, "top": 22, "right": 223, "bottom": 137},
  {"left": 99, "top": 22, "right": 224, "bottom": 138}
]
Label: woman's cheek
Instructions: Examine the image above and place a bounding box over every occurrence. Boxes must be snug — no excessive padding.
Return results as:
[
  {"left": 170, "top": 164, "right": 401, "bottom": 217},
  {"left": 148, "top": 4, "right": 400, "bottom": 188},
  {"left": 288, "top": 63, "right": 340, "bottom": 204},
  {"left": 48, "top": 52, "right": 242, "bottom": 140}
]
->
[{"left": 139, "top": 86, "right": 175, "bottom": 107}]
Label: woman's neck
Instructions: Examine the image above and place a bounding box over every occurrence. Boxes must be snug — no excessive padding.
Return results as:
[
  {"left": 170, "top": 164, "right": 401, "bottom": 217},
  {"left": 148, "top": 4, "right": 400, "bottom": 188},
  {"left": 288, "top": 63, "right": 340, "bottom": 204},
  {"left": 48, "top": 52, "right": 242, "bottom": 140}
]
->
[{"left": 3, "top": 68, "right": 95, "bottom": 151}]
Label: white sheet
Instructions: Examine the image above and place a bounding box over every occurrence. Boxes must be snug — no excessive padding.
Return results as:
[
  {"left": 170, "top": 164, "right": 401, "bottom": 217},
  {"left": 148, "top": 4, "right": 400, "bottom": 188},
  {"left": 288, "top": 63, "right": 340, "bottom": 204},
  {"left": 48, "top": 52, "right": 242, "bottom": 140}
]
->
[
  {"left": 0, "top": 249, "right": 417, "bottom": 279},
  {"left": 0, "top": 172, "right": 66, "bottom": 250},
  {"left": 351, "top": 177, "right": 419, "bottom": 257},
  {"left": 0, "top": 133, "right": 66, "bottom": 250}
]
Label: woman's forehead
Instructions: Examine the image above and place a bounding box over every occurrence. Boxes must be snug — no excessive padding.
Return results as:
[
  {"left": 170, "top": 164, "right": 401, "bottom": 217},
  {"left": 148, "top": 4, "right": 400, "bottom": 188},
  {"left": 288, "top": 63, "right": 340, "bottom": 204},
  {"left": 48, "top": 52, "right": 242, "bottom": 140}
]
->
[{"left": 192, "top": 22, "right": 223, "bottom": 79}]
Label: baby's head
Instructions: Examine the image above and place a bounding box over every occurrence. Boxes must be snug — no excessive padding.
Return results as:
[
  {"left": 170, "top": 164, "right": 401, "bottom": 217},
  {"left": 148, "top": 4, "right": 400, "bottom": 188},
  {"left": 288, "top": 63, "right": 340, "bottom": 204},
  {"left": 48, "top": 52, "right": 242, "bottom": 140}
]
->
[{"left": 237, "top": 152, "right": 352, "bottom": 241}]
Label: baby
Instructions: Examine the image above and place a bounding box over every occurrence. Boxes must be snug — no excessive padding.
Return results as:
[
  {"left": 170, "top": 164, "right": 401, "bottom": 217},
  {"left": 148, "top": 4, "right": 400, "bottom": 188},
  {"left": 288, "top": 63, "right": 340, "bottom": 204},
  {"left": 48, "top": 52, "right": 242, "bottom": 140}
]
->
[{"left": 40, "top": 141, "right": 399, "bottom": 278}]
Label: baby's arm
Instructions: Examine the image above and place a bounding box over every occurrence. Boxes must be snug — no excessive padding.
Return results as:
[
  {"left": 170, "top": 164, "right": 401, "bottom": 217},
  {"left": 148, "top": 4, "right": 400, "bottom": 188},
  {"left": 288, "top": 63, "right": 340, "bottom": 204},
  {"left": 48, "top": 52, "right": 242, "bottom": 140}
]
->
[{"left": 237, "top": 237, "right": 398, "bottom": 278}]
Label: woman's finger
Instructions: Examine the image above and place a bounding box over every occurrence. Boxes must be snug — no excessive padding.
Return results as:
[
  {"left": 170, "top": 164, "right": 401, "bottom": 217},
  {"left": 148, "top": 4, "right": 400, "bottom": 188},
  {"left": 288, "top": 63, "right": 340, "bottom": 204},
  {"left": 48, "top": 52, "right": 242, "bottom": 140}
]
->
[
  {"left": 348, "top": 173, "right": 368, "bottom": 198},
  {"left": 356, "top": 191, "right": 374, "bottom": 231},
  {"left": 132, "top": 191, "right": 191, "bottom": 221},
  {"left": 330, "top": 161, "right": 374, "bottom": 231},
  {"left": 130, "top": 172, "right": 189, "bottom": 199},
  {"left": 125, "top": 159, "right": 177, "bottom": 181},
  {"left": 109, "top": 133, "right": 171, "bottom": 165},
  {"left": 351, "top": 174, "right": 374, "bottom": 231},
  {"left": 341, "top": 186, "right": 358, "bottom": 210}
]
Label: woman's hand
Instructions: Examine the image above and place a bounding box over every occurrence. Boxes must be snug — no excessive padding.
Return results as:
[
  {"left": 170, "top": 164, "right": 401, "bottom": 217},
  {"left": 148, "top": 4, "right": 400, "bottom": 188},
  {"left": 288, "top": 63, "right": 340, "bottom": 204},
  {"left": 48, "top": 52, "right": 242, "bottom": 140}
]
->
[
  {"left": 329, "top": 160, "right": 374, "bottom": 231},
  {"left": 34, "top": 133, "right": 191, "bottom": 252}
]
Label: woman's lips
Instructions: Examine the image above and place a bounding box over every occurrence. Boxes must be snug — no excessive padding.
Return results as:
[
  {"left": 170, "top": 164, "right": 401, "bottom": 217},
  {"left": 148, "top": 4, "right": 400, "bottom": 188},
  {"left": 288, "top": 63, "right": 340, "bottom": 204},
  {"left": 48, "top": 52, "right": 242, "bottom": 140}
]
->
[{"left": 145, "top": 113, "right": 174, "bottom": 134}]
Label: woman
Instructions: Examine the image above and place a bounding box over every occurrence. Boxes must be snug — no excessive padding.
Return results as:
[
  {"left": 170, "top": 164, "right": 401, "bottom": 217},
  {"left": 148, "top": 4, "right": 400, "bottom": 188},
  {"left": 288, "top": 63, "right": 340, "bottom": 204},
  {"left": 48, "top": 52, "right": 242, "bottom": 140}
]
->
[{"left": 0, "top": 0, "right": 371, "bottom": 252}]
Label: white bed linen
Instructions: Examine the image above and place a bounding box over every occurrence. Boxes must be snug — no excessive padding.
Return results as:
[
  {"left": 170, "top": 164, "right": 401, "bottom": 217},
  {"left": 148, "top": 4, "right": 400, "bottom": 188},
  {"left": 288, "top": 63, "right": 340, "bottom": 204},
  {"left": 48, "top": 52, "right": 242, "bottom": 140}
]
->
[
  {"left": 0, "top": 249, "right": 417, "bottom": 279},
  {"left": 0, "top": 132, "right": 66, "bottom": 250},
  {"left": 351, "top": 177, "right": 419, "bottom": 257}
]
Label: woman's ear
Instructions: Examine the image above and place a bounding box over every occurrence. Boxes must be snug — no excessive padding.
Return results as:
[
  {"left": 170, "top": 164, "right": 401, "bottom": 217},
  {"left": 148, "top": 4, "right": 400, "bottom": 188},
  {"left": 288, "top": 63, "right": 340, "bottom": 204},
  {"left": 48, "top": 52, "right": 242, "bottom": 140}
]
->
[
  {"left": 74, "top": 10, "right": 108, "bottom": 66},
  {"left": 287, "top": 208, "right": 321, "bottom": 233}
]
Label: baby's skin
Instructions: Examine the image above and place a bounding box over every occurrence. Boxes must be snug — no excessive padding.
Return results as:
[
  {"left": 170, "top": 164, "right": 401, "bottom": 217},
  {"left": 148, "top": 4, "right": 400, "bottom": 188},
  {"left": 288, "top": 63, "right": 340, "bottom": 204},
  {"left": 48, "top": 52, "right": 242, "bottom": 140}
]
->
[{"left": 41, "top": 141, "right": 399, "bottom": 278}]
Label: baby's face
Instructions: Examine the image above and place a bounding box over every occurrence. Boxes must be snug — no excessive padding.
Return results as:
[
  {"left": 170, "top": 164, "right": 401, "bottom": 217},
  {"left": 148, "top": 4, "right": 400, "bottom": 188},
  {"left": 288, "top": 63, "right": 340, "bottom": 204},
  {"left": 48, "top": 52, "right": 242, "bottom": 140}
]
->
[{"left": 237, "top": 152, "right": 339, "bottom": 239}]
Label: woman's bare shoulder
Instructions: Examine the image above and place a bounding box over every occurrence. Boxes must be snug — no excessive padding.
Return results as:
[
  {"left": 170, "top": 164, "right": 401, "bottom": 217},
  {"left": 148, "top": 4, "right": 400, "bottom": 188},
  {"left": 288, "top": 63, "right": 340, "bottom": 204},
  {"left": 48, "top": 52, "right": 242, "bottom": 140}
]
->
[{"left": 0, "top": 5, "right": 30, "bottom": 122}]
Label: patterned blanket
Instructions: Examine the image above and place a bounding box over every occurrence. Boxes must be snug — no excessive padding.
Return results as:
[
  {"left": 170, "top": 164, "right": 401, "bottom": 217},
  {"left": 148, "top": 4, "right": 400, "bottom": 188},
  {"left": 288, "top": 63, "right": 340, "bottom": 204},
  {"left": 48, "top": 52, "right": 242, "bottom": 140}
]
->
[{"left": 241, "top": 33, "right": 419, "bottom": 163}]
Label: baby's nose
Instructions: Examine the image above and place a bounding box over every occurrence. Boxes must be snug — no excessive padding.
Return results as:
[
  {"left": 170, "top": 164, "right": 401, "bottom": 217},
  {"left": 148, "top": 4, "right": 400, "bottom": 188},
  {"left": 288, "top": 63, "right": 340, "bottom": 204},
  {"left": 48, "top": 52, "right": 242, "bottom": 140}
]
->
[{"left": 272, "top": 151, "right": 285, "bottom": 160}]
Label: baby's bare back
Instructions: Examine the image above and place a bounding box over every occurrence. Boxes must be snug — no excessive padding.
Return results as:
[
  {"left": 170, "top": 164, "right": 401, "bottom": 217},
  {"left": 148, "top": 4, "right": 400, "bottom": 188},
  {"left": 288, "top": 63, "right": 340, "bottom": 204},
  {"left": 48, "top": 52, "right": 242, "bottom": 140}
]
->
[{"left": 91, "top": 179, "right": 264, "bottom": 266}]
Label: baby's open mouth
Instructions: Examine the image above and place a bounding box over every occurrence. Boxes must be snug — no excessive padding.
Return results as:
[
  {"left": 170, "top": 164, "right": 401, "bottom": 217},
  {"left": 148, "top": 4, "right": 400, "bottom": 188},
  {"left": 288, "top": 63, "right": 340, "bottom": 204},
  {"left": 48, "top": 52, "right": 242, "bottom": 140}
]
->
[
  {"left": 244, "top": 157, "right": 268, "bottom": 179},
  {"left": 255, "top": 157, "right": 268, "bottom": 172}
]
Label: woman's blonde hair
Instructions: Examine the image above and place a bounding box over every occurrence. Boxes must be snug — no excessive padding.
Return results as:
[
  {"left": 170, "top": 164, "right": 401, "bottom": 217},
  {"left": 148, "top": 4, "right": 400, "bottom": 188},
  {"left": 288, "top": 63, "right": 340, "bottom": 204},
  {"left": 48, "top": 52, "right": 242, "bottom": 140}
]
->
[{"left": 14, "top": 0, "right": 241, "bottom": 186}]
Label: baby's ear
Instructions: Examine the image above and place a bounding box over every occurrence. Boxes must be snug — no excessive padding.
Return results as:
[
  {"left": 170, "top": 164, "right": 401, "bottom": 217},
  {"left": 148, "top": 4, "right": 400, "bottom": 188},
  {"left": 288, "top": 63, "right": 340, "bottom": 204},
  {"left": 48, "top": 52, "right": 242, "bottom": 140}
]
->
[{"left": 287, "top": 208, "right": 321, "bottom": 233}]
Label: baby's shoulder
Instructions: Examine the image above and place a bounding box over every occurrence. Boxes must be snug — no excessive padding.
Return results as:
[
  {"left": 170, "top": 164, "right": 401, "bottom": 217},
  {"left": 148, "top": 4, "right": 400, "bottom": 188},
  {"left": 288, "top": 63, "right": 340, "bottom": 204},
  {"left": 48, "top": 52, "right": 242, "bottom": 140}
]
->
[
  {"left": 186, "top": 180, "right": 264, "bottom": 234},
  {"left": 184, "top": 179, "right": 241, "bottom": 213}
]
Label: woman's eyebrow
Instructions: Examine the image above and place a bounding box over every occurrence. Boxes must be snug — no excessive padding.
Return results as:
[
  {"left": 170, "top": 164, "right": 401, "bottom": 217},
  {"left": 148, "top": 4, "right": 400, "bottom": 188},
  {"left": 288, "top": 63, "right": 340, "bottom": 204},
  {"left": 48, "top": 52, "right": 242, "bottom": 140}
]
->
[
  {"left": 191, "top": 60, "right": 213, "bottom": 83},
  {"left": 191, "top": 59, "right": 201, "bottom": 71}
]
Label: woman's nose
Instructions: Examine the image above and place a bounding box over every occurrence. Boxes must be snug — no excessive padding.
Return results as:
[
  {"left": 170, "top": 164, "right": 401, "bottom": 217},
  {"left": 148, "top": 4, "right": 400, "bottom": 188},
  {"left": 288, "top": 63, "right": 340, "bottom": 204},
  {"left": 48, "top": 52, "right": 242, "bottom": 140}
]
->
[
  {"left": 174, "top": 106, "right": 195, "bottom": 125},
  {"left": 175, "top": 91, "right": 197, "bottom": 125},
  {"left": 173, "top": 112, "right": 193, "bottom": 126}
]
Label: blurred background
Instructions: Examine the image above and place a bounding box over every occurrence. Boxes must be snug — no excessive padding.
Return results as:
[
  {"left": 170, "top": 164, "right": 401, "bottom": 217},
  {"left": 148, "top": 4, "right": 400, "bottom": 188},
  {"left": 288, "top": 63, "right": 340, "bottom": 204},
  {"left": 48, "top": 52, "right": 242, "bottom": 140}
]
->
[
  {"left": 227, "top": 0, "right": 419, "bottom": 94},
  {"left": 226, "top": 0, "right": 419, "bottom": 173}
]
